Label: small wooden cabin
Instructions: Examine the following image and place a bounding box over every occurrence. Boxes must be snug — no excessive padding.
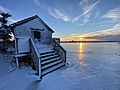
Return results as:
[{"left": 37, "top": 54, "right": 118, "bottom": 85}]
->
[{"left": 10, "top": 15, "right": 66, "bottom": 79}]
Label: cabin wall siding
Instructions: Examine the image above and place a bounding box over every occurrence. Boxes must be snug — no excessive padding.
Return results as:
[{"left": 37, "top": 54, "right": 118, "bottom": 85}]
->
[
  {"left": 14, "top": 26, "right": 31, "bottom": 37},
  {"left": 14, "top": 18, "right": 53, "bottom": 45}
]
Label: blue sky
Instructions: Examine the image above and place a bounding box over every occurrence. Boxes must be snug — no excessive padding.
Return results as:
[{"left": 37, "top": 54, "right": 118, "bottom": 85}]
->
[{"left": 0, "top": 0, "right": 120, "bottom": 37}]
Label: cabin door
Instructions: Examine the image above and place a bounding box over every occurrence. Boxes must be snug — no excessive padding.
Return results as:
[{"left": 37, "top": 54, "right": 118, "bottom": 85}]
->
[{"left": 33, "top": 31, "right": 41, "bottom": 42}]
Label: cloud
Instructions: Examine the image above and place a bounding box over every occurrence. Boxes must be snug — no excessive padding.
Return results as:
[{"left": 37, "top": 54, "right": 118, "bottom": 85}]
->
[
  {"left": 0, "top": 5, "right": 7, "bottom": 12},
  {"left": 89, "top": 7, "right": 120, "bottom": 27},
  {"left": 48, "top": 8, "right": 70, "bottom": 22},
  {"left": 33, "top": 0, "right": 47, "bottom": 10},
  {"left": 0, "top": 5, "right": 10, "bottom": 13},
  {"left": 81, "top": 0, "right": 100, "bottom": 15},
  {"left": 72, "top": 0, "right": 100, "bottom": 25},
  {"left": 89, "top": 20, "right": 119, "bottom": 27},
  {"left": 33, "top": 0, "right": 70, "bottom": 22},
  {"left": 33, "top": 0, "right": 100, "bottom": 24},
  {"left": 83, "top": 23, "right": 120, "bottom": 37},
  {"left": 95, "top": 12, "right": 100, "bottom": 18},
  {"left": 60, "top": 23, "right": 120, "bottom": 41},
  {"left": 102, "top": 7, "right": 120, "bottom": 20},
  {"left": 82, "top": 24, "right": 120, "bottom": 41},
  {"left": 0, "top": 5, "right": 16, "bottom": 24}
]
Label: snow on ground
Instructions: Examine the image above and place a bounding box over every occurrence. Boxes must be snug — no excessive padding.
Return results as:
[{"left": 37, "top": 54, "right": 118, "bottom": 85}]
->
[
  {"left": 0, "top": 67, "right": 40, "bottom": 90},
  {"left": 0, "top": 53, "right": 12, "bottom": 78},
  {"left": 0, "top": 53, "right": 39, "bottom": 90},
  {"left": 0, "top": 43, "right": 120, "bottom": 90}
]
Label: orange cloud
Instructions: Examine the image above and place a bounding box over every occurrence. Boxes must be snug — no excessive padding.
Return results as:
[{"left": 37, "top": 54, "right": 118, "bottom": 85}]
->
[{"left": 60, "top": 23, "right": 120, "bottom": 41}]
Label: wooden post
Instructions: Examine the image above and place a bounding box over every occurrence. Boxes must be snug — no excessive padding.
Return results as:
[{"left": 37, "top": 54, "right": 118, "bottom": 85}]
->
[
  {"left": 16, "top": 57, "right": 19, "bottom": 67},
  {"left": 39, "top": 58, "right": 42, "bottom": 80},
  {"left": 14, "top": 37, "right": 19, "bottom": 67}
]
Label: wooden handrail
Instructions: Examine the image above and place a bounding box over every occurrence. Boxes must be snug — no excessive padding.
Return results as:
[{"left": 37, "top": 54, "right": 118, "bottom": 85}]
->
[
  {"left": 53, "top": 38, "right": 66, "bottom": 53},
  {"left": 30, "top": 38, "right": 42, "bottom": 79},
  {"left": 30, "top": 38, "right": 40, "bottom": 58},
  {"left": 52, "top": 38, "right": 66, "bottom": 63}
]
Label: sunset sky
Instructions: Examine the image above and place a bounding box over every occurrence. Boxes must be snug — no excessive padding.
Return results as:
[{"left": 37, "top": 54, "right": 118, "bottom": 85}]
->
[{"left": 0, "top": 0, "right": 120, "bottom": 41}]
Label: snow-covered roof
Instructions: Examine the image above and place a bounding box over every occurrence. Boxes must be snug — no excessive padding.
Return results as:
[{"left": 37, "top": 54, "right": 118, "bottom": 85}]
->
[{"left": 10, "top": 15, "right": 54, "bottom": 33}]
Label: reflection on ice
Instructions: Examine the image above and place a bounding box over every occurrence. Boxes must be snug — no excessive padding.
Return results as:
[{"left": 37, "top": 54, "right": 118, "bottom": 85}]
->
[{"left": 78, "top": 43, "right": 85, "bottom": 65}]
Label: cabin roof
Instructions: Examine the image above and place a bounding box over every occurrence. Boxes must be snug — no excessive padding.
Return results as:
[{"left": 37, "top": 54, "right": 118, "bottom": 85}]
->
[{"left": 10, "top": 15, "right": 54, "bottom": 33}]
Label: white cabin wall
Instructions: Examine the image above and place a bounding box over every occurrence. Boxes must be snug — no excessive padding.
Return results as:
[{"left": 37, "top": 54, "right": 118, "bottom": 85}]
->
[
  {"left": 42, "top": 27, "right": 52, "bottom": 44},
  {"left": 14, "top": 25, "right": 31, "bottom": 37},
  {"left": 14, "top": 17, "right": 53, "bottom": 45}
]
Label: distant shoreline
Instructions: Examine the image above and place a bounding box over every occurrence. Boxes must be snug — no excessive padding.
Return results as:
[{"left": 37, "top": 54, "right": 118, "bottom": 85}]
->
[{"left": 60, "top": 41, "right": 120, "bottom": 43}]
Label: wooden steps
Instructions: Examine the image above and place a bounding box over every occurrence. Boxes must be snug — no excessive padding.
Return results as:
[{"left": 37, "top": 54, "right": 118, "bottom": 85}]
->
[
  {"left": 40, "top": 50, "right": 65, "bottom": 77},
  {"left": 42, "top": 63, "right": 65, "bottom": 76}
]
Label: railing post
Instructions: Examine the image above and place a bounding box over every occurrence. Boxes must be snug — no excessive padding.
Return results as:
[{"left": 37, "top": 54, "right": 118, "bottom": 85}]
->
[
  {"left": 64, "top": 51, "right": 66, "bottom": 63},
  {"left": 39, "top": 58, "right": 42, "bottom": 79}
]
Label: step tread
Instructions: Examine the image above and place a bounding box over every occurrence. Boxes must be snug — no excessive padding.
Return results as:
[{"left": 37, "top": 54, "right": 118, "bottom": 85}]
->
[
  {"left": 41, "top": 57, "right": 60, "bottom": 65},
  {"left": 41, "top": 55, "right": 59, "bottom": 61},
  {"left": 42, "top": 63, "right": 65, "bottom": 76},
  {"left": 41, "top": 52, "right": 56, "bottom": 58},
  {"left": 40, "top": 50, "right": 55, "bottom": 55},
  {"left": 41, "top": 60, "right": 63, "bottom": 70}
]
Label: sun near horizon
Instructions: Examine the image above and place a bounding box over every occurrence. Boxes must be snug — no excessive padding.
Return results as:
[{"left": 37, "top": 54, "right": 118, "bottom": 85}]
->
[{"left": 60, "top": 35, "right": 99, "bottom": 42}]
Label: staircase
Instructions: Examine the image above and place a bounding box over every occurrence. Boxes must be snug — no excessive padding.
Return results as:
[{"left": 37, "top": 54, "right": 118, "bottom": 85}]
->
[
  {"left": 40, "top": 50, "right": 65, "bottom": 76},
  {"left": 30, "top": 38, "right": 66, "bottom": 79}
]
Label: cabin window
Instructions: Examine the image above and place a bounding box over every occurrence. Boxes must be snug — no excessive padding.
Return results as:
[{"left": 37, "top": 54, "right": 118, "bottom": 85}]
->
[{"left": 33, "top": 31, "right": 41, "bottom": 42}]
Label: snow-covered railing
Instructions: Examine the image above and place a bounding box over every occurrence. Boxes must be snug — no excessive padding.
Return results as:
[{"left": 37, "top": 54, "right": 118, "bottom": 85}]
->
[
  {"left": 29, "top": 38, "right": 42, "bottom": 79},
  {"left": 52, "top": 38, "right": 66, "bottom": 63}
]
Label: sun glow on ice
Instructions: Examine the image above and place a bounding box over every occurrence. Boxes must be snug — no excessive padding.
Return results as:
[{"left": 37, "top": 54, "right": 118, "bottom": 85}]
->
[{"left": 78, "top": 43, "right": 85, "bottom": 65}]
